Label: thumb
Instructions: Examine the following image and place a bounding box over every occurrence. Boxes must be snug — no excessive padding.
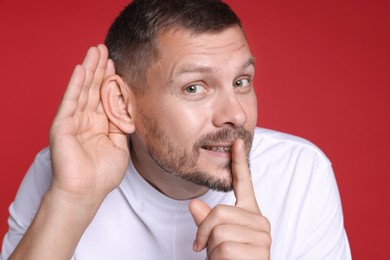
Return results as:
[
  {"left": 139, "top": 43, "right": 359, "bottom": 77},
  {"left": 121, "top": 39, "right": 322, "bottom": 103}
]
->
[{"left": 188, "top": 199, "right": 211, "bottom": 226}]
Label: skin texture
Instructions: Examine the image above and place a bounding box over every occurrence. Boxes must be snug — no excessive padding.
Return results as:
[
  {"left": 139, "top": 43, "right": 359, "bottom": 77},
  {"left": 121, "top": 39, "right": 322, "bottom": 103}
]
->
[
  {"left": 130, "top": 26, "right": 258, "bottom": 199},
  {"left": 9, "top": 26, "right": 271, "bottom": 259}
]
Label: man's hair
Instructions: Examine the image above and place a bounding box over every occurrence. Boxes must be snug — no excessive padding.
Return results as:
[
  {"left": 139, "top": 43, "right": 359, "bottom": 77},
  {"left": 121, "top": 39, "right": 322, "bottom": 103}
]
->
[{"left": 105, "top": 0, "right": 242, "bottom": 93}]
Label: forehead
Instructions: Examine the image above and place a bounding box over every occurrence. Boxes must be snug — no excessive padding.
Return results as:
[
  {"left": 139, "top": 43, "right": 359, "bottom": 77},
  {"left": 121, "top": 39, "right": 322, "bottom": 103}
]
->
[{"left": 152, "top": 26, "right": 254, "bottom": 78}]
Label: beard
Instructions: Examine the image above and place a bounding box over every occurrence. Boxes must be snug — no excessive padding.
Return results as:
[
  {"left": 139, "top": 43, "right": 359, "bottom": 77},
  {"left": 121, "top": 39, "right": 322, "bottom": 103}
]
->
[{"left": 140, "top": 112, "right": 253, "bottom": 192}]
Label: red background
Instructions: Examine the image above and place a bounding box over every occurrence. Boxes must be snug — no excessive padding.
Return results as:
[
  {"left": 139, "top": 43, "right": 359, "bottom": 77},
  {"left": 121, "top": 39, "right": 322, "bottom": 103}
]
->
[{"left": 0, "top": 0, "right": 389, "bottom": 258}]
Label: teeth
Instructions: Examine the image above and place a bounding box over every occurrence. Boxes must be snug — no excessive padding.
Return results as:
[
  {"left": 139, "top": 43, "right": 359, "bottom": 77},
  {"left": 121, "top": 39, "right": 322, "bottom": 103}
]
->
[{"left": 204, "top": 146, "right": 231, "bottom": 152}]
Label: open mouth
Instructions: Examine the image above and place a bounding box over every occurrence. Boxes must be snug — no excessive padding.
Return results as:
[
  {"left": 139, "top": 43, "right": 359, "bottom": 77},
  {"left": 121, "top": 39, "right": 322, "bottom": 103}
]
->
[{"left": 202, "top": 146, "right": 232, "bottom": 152}]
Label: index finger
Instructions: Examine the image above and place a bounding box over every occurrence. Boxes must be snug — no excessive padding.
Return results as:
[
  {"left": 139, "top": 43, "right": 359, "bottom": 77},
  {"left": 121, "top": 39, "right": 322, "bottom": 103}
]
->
[{"left": 232, "top": 138, "right": 261, "bottom": 214}]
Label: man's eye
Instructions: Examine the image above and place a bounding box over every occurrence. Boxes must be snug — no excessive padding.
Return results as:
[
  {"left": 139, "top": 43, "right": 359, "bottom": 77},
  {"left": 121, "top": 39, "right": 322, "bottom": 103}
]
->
[
  {"left": 234, "top": 78, "right": 250, "bottom": 88},
  {"left": 184, "top": 84, "right": 205, "bottom": 94}
]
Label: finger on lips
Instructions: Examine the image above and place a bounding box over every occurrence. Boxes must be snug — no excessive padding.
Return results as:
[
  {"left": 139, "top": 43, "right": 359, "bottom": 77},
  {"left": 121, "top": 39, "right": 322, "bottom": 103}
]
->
[
  {"left": 190, "top": 138, "right": 265, "bottom": 254},
  {"left": 232, "top": 138, "right": 261, "bottom": 214}
]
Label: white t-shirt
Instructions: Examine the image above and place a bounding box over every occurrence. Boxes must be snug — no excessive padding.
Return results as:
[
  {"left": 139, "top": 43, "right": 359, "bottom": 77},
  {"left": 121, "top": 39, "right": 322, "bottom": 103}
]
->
[{"left": 1, "top": 128, "right": 351, "bottom": 259}]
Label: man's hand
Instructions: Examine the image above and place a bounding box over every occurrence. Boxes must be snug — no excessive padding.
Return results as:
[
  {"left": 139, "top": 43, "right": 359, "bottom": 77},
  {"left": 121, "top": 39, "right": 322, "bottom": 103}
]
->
[
  {"left": 49, "top": 44, "right": 129, "bottom": 206},
  {"left": 189, "top": 139, "right": 271, "bottom": 259},
  {"left": 9, "top": 45, "right": 130, "bottom": 259}
]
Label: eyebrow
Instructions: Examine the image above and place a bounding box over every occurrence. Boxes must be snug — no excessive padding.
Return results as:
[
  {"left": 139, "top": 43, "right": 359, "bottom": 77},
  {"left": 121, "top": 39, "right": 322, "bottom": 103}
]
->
[
  {"left": 242, "top": 56, "right": 256, "bottom": 70},
  {"left": 171, "top": 56, "right": 256, "bottom": 81}
]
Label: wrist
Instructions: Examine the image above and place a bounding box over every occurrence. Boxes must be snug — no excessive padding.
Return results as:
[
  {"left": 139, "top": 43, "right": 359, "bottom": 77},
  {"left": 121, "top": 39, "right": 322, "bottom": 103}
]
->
[
  {"left": 45, "top": 186, "right": 104, "bottom": 217},
  {"left": 10, "top": 187, "right": 103, "bottom": 259}
]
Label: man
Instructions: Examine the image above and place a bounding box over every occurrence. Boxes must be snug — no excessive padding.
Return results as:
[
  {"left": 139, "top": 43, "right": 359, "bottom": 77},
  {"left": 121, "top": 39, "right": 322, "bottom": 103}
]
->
[{"left": 1, "top": 0, "right": 351, "bottom": 259}]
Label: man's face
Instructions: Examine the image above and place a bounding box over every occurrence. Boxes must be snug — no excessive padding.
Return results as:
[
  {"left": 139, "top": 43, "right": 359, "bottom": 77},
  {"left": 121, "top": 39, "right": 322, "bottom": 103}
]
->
[{"left": 132, "top": 26, "right": 257, "bottom": 192}]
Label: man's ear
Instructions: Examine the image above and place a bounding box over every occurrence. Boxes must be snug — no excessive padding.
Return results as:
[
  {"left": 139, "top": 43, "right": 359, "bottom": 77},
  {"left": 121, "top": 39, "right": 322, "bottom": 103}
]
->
[{"left": 101, "top": 75, "right": 135, "bottom": 134}]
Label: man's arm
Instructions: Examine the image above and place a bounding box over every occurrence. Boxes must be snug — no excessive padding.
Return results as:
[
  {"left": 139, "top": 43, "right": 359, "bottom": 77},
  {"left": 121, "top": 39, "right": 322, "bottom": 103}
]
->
[{"left": 10, "top": 45, "right": 129, "bottom": 259}]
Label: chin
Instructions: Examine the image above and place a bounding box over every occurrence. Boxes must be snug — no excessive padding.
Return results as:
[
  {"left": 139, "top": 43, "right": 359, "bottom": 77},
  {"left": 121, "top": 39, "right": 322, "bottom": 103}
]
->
[
  {"left": 181, "top": 168, "right": 234, "bottom": 192},
  {"left": 204, "top": 178, "right": 234, "bottom": 192}
]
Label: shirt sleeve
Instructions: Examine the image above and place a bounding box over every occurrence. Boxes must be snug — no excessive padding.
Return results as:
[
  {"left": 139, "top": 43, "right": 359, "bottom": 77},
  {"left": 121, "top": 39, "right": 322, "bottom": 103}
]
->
[{"left": 1, "top": 148, "right": 52, "bottom": 260}]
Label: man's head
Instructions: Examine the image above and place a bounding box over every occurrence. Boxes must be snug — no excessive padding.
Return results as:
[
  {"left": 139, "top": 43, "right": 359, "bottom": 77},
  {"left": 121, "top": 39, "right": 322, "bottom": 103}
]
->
[
  {"left": 103, "top": 0, "right": 257, "bottom": 196},
  {"left": 105, "top": 0, "right": 242, "bottom": 94}
]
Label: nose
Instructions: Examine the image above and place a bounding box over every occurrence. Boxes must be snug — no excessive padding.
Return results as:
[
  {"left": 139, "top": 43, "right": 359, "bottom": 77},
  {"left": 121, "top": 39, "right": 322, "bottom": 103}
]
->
[{"left": 212, "top": 90, "right": 247, "bottom": 128}]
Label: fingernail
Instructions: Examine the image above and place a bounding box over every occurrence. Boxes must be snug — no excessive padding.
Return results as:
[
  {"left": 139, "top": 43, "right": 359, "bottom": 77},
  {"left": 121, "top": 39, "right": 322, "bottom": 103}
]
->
[{"left": 192, "top": 239, "right": 198, "bottom": 251}]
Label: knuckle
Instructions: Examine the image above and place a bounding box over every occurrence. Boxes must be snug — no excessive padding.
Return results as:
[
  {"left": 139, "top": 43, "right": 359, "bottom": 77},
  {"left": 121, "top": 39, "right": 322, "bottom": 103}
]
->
[
  {"left": 263, "top": 232, "right": 272, "bottom": 247},
  {"left": 263, "top": 217, "right": 271, "bottom": 232},
  {"left": 210, "top": 224, "right": 224, "bottom": 241},
  {"left": 212, "top": 205, "right": 227, "bottom": 221},
  {"left": 256, "top": 215, "right": 271, "bottom": 232},
  {"left": 255, "top": 231, "right": 272, "bottom": 252}
]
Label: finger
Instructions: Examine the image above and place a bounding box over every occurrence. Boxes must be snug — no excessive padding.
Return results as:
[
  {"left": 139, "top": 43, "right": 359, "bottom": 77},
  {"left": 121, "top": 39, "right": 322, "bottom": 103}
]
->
[
  {"left": 105, "top": 58, "right": 116, "bottom": 78},
  {"left": 55, "top": 65, "right": 86, "bottom": 119},
  {"left": 207, "top": 224, "right": 271, "bottom": 258},
  {"left": 97, "top": 58, "right": 116, "bottom": 114},
  {"left": 77, "top": 46, "right": 101, "bottom": 111},
  {"left": 85, "top": 44, "right": 109, "bottom": 111},
  {"left": 193, "top": 205, "right": 264, "bottom": 252},
  {"left": 208, "top": 241, "right": 270, "bottom": 260},
  {"left": 207, "top": 224, "right": 256, "bottom": 255},
  {"left": 189, "top": 199, "right": 212, "bottom": 226},
  {"left": 188, "top": 199, "right": 212, "bottom": 252},
  {"left": 108, "top": 131, "right": 130, "bottom": 153},
  {"left": 232, "top": 138, "right": 260, "bottom": 213}
]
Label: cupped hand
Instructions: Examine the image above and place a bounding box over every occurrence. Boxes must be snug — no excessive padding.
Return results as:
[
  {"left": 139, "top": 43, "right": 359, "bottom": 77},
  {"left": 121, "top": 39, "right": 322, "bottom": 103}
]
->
[
  {"left": 189, "top": 139, "right": 271, "bottom": 259},
  {"left": 49, "top": 45, "right": 130, "bottom": 205}
]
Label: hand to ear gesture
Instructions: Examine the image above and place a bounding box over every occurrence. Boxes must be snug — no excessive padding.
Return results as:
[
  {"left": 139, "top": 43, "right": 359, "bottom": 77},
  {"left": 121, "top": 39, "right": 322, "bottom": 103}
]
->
[
  {"left": 10, "top": 45, "right": 131, "bottom": 259},
  {"left": 189, "top": 139, "right": 271, "bottom": 259},
  {"left": 49, "top": 44, "right": 130, "bottom": 206}
]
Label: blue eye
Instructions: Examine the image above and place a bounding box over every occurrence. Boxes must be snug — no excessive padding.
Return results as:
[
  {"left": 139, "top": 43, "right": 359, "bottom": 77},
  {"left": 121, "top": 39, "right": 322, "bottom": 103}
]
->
[
  {"left": 234, "top": 78, "right": 250, "bottom": 88},
  {"left": 184, "top": 84, "right": 205, "bottom": 94}
]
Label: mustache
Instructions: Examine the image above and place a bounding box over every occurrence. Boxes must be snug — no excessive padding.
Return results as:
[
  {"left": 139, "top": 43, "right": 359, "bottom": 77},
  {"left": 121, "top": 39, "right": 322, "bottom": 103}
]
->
[{"left": 194, "top": 127, "right": 253, "bottom": 151}]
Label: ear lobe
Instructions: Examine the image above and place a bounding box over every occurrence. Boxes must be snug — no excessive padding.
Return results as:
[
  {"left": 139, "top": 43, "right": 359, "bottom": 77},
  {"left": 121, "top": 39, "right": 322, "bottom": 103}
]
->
[{"left": 101, "top": 75, "right": 135, "bottom": 134}]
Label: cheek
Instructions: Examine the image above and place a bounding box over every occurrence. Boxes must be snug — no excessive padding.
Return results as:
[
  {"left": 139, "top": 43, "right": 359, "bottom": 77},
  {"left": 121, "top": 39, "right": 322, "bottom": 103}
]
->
[
  {"left": 154, "top": 102, "right": 210, "bottom": 144},
  {"left": 241, "top": 94, "right": 258, "bottom": 127}
]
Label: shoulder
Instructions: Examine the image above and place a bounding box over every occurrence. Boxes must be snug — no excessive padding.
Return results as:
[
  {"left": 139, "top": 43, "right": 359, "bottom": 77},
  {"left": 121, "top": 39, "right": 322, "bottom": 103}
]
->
[
  {"left": 1, "top": 148, "right": 53, "bottom": 259},
  {"left": 35, "top": 146, "right": 52, "bottom": 163},
  {"left": 15, "top": 147, "right": 53, "bottom": 205},
  {"left": 250, "top": 129, "right": 351, "bottom": 258},
  {"left": 249, "top": 127, "right": 335, "bottom": 201},
  {"left": 250, "top": 127, "right": 331, "bottom": 168},
  {"left": 31, "top": 147, "right": 52, "bottom": 172},
  {"left": 29, "top": 147, "right": 53, "bottom": 192}
]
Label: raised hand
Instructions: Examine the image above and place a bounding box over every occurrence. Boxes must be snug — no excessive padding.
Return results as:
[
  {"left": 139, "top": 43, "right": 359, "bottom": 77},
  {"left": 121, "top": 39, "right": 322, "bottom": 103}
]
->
[
  {"left": 10, "top": 45, "right": 131, "bottom": 259},
  {"left": 49, "top": 44, "right": 130, "bottom": 205},
  {"left": 189, "top": 139, "right": 271, "bottom": 259}
]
